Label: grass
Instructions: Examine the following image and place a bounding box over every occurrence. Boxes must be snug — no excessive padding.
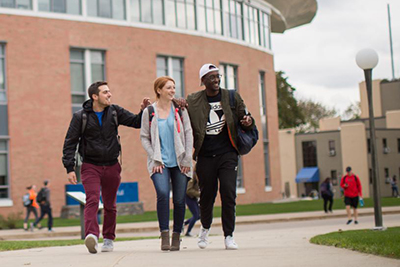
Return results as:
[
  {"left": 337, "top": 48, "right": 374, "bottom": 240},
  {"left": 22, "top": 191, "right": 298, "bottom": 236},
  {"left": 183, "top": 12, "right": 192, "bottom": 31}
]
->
[
  {"left": 0, "top": 236, "right": 157, "bottom": 252},
  {"left": 15, "top": 197, "right": 400, "bottom": 229},
  {"left": 310, "top": 227, "right": 400, "bottom": 259}
]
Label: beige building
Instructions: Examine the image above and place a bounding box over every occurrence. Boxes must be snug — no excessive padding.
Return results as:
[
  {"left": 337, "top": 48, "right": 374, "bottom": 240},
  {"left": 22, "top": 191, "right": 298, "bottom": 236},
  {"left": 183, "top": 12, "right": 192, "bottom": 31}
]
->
[{"left": 279, "top": 80, "right": 400, "bottom": 199}]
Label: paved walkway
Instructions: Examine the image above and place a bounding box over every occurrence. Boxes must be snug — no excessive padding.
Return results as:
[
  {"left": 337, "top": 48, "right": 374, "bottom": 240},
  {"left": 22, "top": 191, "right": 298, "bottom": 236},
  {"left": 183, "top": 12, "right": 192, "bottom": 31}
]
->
[
  {"left": 1, "top": 206, "right": 400, "bottom": 240},
  {"left": 0, "top": 208, "right": 399, "bottom": 267}
]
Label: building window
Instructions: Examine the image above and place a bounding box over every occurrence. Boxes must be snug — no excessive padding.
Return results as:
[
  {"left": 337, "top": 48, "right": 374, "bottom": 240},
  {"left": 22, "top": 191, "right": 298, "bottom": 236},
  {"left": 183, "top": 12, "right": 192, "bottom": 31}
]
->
[
  {"left": 243, "top": 4, "right": 260, "bottom": 46},
  {"left": 259, "top": 71, "right": 270, "bottom": 187},
  {"left": 0, "top": 0, "right": 31, "bottom": 9},
  {"left": 165, "top": 0, "right": 196, "bottom": 30},
  {"left": 198, "top": 0, "right": 222, "bottom": 34},
  {"left": 328, "top": 140, "right": 335, "bottom": 156},
  {"left": 0, "top": 44, "right": 5, "bottom": 104},
  {"left": 367, "top": 138, "right": 371, "bottom": 154},
  {"left": 131, "top": 0, "right": 163, "bottom": 25},
  {"left": 259, "top": 11, "right": 270, "bottom": 49},
  {"left": 0, "top": 140, "right": 9, "bottom": 199},
  {"left": 398, "top": 138, "right": 400, "bottom": 153},
  {"left": 302, "top": 141, "right": 317, "bottom": 167},
  {"left": 70, "top": 48, "right": 105, "bottom": 113},
  {"left": 38, "top": 0, "right": 81, "bottom": 14},
  {"left": 156, "top": 56, "right": 184, "bottom": 98},
  {"left": 219, "top": 63, "right": 237, "bottom": 90},
  {"left": 222, "top": 0, "right": 243, "bottom": 40},
  {"left": 384, "top": 168, "right": 389, "bottom": 179},
  {"left": 331, "top": 170, "right": 337, "bottom": 186},
  {"left": 87, "top": 0, "right": 126, "bottom": 20},
  {"left": 382, "top": 138, "right": 390, "bottom": 154}
]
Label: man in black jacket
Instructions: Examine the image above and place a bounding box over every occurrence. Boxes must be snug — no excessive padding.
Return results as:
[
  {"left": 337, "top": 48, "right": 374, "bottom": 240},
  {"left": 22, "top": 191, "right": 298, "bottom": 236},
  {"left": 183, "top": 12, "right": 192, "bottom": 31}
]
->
[{"left": 62, "top": 81, "right": 150, "bottom": 254}]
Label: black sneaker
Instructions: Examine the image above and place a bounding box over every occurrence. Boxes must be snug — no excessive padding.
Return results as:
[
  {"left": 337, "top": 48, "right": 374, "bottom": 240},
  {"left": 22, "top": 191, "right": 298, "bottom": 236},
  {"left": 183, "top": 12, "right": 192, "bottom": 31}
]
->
[
  {"left": 346, "top": 220, "right": 353, "bottom": 225},
  {"left": 355, "top": 221, "right": 359, "bottom": 224}
]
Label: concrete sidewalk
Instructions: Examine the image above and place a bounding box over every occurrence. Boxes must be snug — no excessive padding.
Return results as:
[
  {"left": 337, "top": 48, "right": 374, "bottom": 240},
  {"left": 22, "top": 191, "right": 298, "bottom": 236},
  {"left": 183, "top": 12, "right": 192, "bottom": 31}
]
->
[
  {"left": 0, "top": 212, "right": 399, "bottom": 267},
  {"left": 1, "top": 206, "right": 399, "bottom": 241}
]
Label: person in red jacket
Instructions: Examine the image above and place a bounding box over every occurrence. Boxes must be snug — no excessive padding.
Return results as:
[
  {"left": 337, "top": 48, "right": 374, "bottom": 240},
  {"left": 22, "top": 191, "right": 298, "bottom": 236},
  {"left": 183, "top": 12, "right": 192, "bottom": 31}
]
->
[{"left": 340, "top": 166, "right": 362, "bottom": 224}]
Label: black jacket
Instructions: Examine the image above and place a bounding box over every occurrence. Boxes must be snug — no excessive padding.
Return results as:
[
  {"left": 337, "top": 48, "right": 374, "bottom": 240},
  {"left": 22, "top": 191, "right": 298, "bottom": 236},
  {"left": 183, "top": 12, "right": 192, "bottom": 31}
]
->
[{"left": 62, "top": 99, "right": 142, "bottom": 173}]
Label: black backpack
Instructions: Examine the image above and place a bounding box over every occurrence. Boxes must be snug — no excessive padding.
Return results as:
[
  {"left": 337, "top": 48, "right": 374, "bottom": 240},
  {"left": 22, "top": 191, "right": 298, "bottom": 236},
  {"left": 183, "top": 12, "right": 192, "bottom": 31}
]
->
[
  {"left": 77, "top": 106, "right": 120, "bottom": 166},
  {"left": 36, "top": 188, "right": 46, "bottom": 203},
  {"left": 146, "top": 103, "right": 183, "bottom": 129},
  {"left": 228, "top": 90, "right": 259, "bottom": 155}
]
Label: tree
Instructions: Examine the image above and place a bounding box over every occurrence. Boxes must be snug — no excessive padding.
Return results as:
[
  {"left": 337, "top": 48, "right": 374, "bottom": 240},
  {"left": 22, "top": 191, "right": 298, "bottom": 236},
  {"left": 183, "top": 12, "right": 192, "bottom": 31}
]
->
[
  {"left": 342, "top": 101, "right": 361, "bottom": 120},
  {"left": 276, "top": 71, "right": 305, "bottom": 129},
  {"left": 297, "top": 99, "right": 337, "bottom": 133}
]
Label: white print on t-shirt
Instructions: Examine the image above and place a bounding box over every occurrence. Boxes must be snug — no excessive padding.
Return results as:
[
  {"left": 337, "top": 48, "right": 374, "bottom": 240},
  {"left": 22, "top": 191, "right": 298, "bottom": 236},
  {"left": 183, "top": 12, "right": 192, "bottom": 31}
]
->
[{"left": 206, "top": 101, "right": 225, "bottom": 135}]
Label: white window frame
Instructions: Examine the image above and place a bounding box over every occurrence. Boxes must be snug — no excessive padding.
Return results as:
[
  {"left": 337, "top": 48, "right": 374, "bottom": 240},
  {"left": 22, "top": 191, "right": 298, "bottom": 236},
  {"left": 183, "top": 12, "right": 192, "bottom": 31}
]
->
[{"left": 156, "top": 55, "right": 185, "bottom": 98}]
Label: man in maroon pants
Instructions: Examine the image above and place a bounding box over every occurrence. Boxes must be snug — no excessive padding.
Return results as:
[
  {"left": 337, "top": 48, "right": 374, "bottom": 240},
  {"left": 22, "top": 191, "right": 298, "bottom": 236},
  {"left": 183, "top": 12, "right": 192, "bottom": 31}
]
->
[{"left": 62, "top": 81, "right": 150, "bottom": 254}]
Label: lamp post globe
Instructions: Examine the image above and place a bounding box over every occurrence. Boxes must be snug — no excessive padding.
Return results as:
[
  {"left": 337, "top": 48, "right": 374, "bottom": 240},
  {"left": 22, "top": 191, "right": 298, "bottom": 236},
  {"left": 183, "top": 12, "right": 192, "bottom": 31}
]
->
[{"left": 356, "top": 48, "right": 379, "bottom": 70}]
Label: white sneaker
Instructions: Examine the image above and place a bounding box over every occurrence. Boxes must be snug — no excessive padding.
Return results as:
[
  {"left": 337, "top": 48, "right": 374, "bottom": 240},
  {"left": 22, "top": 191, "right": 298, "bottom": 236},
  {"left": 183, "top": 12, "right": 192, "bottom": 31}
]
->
[
  {"left": 85, "top": 234, "right": 98, "bottom": 254},
  {"left": 197, "top": 227, "right": 209, "bottom": 249},
  {"left": 225, "top": 235, "right": 238, "bottom": 250},
  {"left": 101, "top": 238, "right": 114, "bottom": 252}
]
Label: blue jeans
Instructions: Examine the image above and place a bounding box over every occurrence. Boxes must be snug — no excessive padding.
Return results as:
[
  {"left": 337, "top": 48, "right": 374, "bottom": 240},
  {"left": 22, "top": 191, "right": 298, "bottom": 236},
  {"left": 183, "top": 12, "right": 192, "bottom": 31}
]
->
[
  {"left": 184, "top": 195, "right": 200, "bottom": 234},
  {"left": 151, "top": 167, "right": 188, "bottom": 233}
]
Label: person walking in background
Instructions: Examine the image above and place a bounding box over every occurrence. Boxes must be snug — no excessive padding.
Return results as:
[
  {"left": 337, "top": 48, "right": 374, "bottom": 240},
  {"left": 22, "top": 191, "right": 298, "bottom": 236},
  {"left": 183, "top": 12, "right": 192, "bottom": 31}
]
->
[
  {"left": 23, "top": 185, "right": 39, "bottom": 231},
  {"left": 320, "top": 177, "right": 334, "bottom": 213},
  {"left": 340, "top": 166, "right": 362, "bottom": 225},
  {"left": 140, "top": 76, "right": 193, "bottom": 251},
  {"left": 391, "top": 175, "right": 399, "bottom": 197},
  {"left": 62, "top": 81, "right": 151, "bottom": 254},
  {"left": 33, "top": 180, "right": 53, "bottom": 232},
  {"left": 187, "top": 63, "right": 255, "bottom": 250},
  {"left": 184, "top": 169, "right": 200, "bottom": 237}
]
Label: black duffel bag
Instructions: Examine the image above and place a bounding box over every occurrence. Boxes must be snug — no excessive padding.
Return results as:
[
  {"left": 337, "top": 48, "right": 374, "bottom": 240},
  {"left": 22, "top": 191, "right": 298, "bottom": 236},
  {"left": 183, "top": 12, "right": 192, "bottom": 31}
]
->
[{"left": 228, "top": 90, "right": 259, "bottom": 155}]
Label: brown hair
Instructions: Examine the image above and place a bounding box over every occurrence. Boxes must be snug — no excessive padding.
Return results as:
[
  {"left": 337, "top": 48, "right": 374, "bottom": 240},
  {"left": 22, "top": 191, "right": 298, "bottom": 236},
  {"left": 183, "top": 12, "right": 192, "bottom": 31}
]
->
[
  {"left": 153, "top": 76, "right": 175, "bottom": 99},
  {"left": 88, "top": 81, "right": 108, "bottom": 100}
]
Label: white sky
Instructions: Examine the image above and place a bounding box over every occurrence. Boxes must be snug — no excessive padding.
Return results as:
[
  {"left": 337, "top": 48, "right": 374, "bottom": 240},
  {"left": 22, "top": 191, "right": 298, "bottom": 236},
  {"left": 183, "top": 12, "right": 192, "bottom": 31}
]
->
[{"left": 272, "top": 0, "right": 400, "bottom": 114}]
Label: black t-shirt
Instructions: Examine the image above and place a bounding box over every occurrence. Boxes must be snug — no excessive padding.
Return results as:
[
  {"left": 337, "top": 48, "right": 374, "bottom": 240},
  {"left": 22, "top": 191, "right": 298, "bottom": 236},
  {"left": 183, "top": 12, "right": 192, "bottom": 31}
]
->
[{"left": 198, "top": 90, "right": 236, "bottom": 157}]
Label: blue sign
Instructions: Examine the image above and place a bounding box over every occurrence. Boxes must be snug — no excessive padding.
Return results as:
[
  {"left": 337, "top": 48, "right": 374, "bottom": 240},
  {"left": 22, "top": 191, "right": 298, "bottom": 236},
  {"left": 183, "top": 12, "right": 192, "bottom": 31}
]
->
[{"left": 65, "top": 182, "right": 139, "bottom": 206}]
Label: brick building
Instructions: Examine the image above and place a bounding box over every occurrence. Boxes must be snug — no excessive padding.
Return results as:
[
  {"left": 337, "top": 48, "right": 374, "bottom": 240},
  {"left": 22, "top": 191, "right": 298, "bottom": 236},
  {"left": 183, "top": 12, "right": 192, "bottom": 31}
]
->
[{"left": 0, "top": 0, "right": 317, "bottom": 217}]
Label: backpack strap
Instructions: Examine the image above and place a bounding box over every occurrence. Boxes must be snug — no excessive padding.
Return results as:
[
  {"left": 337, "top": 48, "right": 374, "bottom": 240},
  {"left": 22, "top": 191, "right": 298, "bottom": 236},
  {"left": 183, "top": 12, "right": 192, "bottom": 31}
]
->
[{"left": 76, "top": 111, "right": 88, "bottom": 170}]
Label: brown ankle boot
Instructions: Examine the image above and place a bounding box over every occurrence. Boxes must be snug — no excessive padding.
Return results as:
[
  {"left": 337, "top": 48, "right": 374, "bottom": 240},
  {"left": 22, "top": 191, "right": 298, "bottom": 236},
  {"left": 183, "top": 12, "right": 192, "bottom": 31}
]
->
[
  {"left": 170, "top": 232, "right": 181, "bottom": 251},
  {"left": 161, "top": 231, "right": 170, "bottom": 251}
]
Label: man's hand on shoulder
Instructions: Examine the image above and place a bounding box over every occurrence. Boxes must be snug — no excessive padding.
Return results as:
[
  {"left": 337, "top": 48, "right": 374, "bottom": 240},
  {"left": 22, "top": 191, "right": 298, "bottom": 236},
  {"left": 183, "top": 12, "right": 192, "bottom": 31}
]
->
[
  {"left": 140, "top": 98, "right": 151, "bottom": 110},
  {"left": 173, "top": 98, "right": 188, "bottom": 110},
  {"left": 68, "top": 172, "right": 77, "bottom": 185}
]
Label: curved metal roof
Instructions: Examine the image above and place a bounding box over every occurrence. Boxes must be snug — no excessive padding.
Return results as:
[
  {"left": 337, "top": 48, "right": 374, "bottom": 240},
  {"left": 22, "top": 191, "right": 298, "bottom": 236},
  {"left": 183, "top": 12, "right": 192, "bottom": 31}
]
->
[{"left": 265, "top": 0, "right": 318, "bottom": 33}]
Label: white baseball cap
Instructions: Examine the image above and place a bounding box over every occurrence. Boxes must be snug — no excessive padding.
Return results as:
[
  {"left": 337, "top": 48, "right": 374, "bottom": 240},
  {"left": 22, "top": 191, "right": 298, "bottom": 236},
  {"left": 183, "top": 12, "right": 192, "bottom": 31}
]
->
[{"left": 199, "top": 63, "right": 219, "bottom": 85}]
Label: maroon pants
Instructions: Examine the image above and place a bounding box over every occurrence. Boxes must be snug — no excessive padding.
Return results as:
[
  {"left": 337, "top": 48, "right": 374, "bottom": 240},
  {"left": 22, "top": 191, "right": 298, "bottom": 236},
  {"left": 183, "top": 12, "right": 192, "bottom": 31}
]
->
[{"left": 81, "top": 162, "right": 121, "bottom": 240}]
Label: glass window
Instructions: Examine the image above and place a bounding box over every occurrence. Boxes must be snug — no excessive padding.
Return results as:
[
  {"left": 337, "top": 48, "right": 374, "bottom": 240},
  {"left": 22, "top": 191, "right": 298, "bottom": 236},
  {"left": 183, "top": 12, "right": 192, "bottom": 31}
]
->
[
  {"left": 222, "top": 0, "right": 242, "bottom": 39},
  {"left": 70, "top": 49, "right": 105, "bottom": 112},
  {"left": 0, "top": 0, "right": 31, "bottom": 9},
  {"left": 219, "top": 63, "right": 237, "bottom": 90},
  {"left": 367, "top": 138, "right": 371, "bottom": 153},
  {"left": 331, "top": 170, "right": 337, "bottom": 186},
  {"left": 260, "top": 11, "right": 270, "bottom": 49},
  {"left": 243, "top": 3, "right": 262, "bottom": 46},
  {"left": 259, "top": 71, "right": 270, "bottom": 186},
  {"left": 397, "top": 138, "right": 400, "bottom": 153},
  {"left": 156, "top": 56, "right": 184, "bottom": 98},
  {"left": 131, "top": 0, "right": 163, "bottom": 25},
  {"left": 87, "top": 0, "right": 126, "bottom": 20},
  {"left": 38, "top": 0, "right": 81, "bottom": 14},
  {"left": 0, "top": 139, "right": 9, "bottom": 199},
  {"left": 199, "top": 0, "right": 222, "bottom": 34},
  {"left": 166, "top": 0, "right": 195, "bottom": 30},
  {"left": 0, "top": 44, "right": 5, "bottom": 103},
  {"left": 302, "top": 141, "right": 318, "bottom": 167}
]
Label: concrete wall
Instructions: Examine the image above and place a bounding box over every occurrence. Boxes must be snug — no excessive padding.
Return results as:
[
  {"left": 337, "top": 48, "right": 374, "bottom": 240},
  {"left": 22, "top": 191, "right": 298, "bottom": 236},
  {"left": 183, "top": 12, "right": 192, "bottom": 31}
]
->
[
  {"left": 0, "top": 14, "right": 281, "bottom": 217},
  {"left": 386, "top": 110, "right": 400, "bottom": 129},
  {"left": 380, "top": 81, "right": 400, "bottom": 115},
  {"left": 340, "top": 122, "right": 369, "bottom": 197},
  {"left": 360, "top": 79, "right": 382, "bottom": 119},
  {"left": 279, "top": 129, "right": 297, "bottom": 198},
  {"left": 319, "top": 117, "right": 340, "bottom": 131}
]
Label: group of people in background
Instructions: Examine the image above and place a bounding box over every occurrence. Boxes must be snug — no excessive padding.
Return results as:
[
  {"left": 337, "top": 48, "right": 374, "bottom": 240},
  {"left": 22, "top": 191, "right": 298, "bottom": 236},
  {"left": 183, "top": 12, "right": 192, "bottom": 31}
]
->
[
  {"left": 61, "top": 63, "right": 255, "bottom": 254},
  {"left": 23, "top": 180, "right": 53, "bottom": 232}
]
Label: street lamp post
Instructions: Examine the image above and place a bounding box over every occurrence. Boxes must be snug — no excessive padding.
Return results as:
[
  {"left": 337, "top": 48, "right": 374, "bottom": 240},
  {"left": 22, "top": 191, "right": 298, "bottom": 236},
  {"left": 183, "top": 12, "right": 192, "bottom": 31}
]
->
[{"left": 355, "top": 48, "right": 384, "bottom": 230}]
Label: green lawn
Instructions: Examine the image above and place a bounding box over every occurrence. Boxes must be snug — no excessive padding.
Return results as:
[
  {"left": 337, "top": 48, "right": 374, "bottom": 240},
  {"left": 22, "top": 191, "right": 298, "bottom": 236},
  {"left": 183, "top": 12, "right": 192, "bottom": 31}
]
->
[
  {"left": 310, "top": 227, "right": 400, "bottom": 259},
  {"left": 10, "top": 197, "right": 400, "bottom": 229},
  {"left": 0, "top": 236, "right": 157, "bottom": 252}
]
